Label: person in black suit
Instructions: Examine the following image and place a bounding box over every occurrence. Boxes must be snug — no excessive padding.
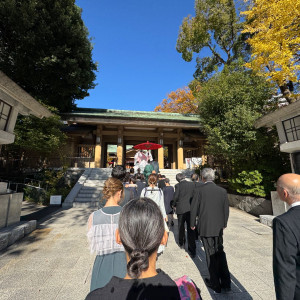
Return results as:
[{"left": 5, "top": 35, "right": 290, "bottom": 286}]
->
[
  {"left": 190, "top": 173, "right": 203, "bottom": 238},
  {"left": 174, "top": 173, "right": 196, "bottom": 257},
  {"left": 273, "top": 173, "right": 300, "bottom": 300},
  {"left": 111, "top": 165, "right": 136, "bottom": 206},
  {"left": 191, "top": 173, "right": 204, "bottom": 188},
  {"left": 190, "top": 168, "right": 230, "bottom": 293}
]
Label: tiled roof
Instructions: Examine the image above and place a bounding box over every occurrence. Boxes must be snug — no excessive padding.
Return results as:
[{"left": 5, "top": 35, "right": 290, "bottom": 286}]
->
[{"left": 63, "top": 108, "right": 200, "bottom": 123}]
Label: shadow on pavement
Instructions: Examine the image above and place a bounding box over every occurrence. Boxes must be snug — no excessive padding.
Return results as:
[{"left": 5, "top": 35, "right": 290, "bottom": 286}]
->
[
  {"left": 170, "top": 222, "right": 254, "bottom": 300},
  {"left": 20, "top": 206, "right": 61, "bottom": 223}
]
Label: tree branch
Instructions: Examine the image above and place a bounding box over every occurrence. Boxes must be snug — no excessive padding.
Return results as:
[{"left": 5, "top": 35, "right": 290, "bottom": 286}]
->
[{"left": 207, "top": 43, "right": 226, "bottom": 64}]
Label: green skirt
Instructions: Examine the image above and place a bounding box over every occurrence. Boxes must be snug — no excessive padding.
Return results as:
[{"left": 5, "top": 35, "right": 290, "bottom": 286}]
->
[{"left": 90, "top": 251, "right": 127, "bottom": 292}]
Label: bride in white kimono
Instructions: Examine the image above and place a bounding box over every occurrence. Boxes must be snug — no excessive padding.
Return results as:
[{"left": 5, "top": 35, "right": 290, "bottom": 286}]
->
[{"left": 134, "top": 150, "right": 152, "bottom": 173}]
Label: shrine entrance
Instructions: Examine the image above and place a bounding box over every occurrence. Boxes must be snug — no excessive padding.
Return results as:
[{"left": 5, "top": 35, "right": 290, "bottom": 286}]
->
[{"left": 62, "top": 108, "right": 206, "bottom": 169}]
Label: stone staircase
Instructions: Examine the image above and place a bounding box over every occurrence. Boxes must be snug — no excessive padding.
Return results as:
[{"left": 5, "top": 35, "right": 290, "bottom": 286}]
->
[
  {"left": 159, "top": 169, "right": 195, "bottom": 186},
  {"left": 63, "top": 168, "right": 111, "bottom": 208},
  {"left": 73, "top": 168, "right": 111, "bottom": 208},
  {"left": 62, "top": 168, "right": 195, "bottom": 208}
]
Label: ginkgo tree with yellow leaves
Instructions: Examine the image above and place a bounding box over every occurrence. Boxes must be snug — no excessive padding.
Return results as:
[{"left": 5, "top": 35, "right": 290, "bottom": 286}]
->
[
  {"left": 242, "top": 0, "right": 300, "bottom": 103},
  {"left": 154, "top": 86, "right": 199, "bottom": 114}
]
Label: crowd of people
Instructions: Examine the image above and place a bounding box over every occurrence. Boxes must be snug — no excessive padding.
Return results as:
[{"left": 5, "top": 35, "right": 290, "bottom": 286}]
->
[{"left": 85, "top": 164, "right": 300, "bottom": 300}]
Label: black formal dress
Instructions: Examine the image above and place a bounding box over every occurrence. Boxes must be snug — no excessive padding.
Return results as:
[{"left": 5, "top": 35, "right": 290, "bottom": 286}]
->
[
  {"left": 174, "top": 180, "right": 196, "bottom": 254},
  {"left": 85, "top": 269, "right": 180, "bottom": 300},
  {"left": 190, "top": 181, "right": 231, "bottom": 290},
  {"left": 273, "top": 205, "right": 300, "bottom": 300}
]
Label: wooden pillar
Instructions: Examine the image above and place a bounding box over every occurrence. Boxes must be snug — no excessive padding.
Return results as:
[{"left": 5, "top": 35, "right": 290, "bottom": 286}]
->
[
  {"left": 158, "top": 130, "right": 164, "bottom": 169},
  {"left": 200, "top": 141, "right": 207, "bottom": 166},
  {"left": 117, "top": 126, "right": 124, "bottom": 165},
  {"left": 94, "top": 125, "right": 102, "bottom": 168},
  {"left": 177, "top": 129, "right": 184, "bottom": 170},
  {"left": 171, "top": 142, "right": 176, "bottom": 169}
]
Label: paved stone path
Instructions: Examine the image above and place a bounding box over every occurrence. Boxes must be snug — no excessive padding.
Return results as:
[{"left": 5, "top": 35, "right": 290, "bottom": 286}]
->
[{"left": 0, "top": 207, "right": 275, "bottom": 300}]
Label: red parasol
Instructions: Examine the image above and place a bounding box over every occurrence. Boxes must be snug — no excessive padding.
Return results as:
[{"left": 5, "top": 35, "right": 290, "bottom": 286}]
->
[{"left": 133, "top": 141, "right": 162, "bottom": 150}]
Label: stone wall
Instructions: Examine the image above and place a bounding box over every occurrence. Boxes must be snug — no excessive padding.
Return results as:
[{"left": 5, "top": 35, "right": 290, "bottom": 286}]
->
[
  {"left": 0, "top": 190, "right": 23, "bottom": 229},
  {"left": 228, "top": 193, "right": 273, "bottom": 217}
]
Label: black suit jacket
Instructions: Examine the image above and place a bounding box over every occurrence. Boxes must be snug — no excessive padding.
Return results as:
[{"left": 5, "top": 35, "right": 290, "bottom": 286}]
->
[
  {"left": 173, "top": 180, "right": 195, "bottom": 214},
  {"left": 190, "top": 182, "right": 229, "bottom": 237},
  {"left": 273, "top": 206, "right": 300, "bottom": 300},
  {"left": 190, "top": 181, "right": 204, "bottom": 204}
]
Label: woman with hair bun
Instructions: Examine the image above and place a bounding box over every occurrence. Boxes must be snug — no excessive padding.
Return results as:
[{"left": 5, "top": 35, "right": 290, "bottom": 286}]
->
[
  {"left": 85, "top": 198, "right": 184, "bottom": 299},
  {"left": 87, "top": 177, "right": 126, "bottom": 292}
]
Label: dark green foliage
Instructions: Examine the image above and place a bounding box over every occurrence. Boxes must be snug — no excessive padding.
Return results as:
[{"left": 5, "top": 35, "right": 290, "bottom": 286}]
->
[
  {"left": 13, "top": 115, "right": 67, "bottom": 156},
  {"left": 23, "top": 186, "right": 47, "bottom": 205},
  {"left": 199, "top": 66, "right": 272, "bottom": 163},
  {"left": 0, "top": 0, "right": 97, "bottom": 112},
  {"left": 3, "top": 106, "right": 68, "bottom": 172},
  {"left": 229, "top": 170, "right": 266, "bottom": 197},
  {"left": 23, "top": 168, "right": 73, "bottom": 205},
  {"left": 198, "top": 66, "right": 290, "bottom": 196}
]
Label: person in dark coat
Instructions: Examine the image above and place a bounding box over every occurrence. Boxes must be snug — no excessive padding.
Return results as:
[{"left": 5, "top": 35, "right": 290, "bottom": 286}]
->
[
  {"left": 191, "top": 173, "right": 204, "bottom": 188},
  {"left": 162, "top": 178, "right": 174, "bottom": 227},
  {"left": 111, "top": 165, "right": 136, "bottom": 206},
  {"left": 158, "top": 174, "right": 166, "bottom": 189},
  {"left": 190, "top": 168, "right": 230, "bottom": 294},
  {"left": 173, "top": 173, "right": 196, "bottom": 257},
  {"left": 135, "top": 173, "right": 146, "bottom": 197},
  {"left": 190, "top": 173, "right": 203, "bottom": 239},
  {"left": 273, "top": 173, "right": 300, "bottom": 300}
]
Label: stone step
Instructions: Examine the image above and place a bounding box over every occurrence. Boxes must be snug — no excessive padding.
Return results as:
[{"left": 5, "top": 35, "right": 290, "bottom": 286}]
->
[
  {"left": 85, "top": 177, "right": 107, "bottom": 180},
  {"left": 73, "top": 201, "right": 99, "bottom": 208},
  {"left": 77, "top": 193, "right": 101, "bottom": 198},
  {"left": 74, "top": 197, "right": 100, "bottom": 202},
  {"left": 83, "top": 183, "right": 105, "bottom": 188},
  {"left": 81, "top": 187, "right": 103, "bottom": 191},
  {"left": 85, "top": 179, "right": 106, "bottom": 183}
]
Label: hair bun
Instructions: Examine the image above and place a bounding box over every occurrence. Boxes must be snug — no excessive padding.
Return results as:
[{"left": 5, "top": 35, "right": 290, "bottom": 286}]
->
[{"left": 128, "top": 249, "right": 149, "bottom": 279}]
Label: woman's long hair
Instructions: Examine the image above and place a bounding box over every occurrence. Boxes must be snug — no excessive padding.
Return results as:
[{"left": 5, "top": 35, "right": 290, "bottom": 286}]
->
[{"left": 118, "top": 198, "right": 164, "bottom": 279}]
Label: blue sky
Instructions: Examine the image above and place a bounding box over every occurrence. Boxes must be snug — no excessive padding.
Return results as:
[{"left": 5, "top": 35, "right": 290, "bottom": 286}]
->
[{"left": 75, "top": 0, "right": 204, "bottom": 112}]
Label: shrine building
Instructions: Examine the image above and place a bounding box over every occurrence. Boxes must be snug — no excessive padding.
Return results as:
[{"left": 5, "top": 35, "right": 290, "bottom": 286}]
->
[{"left": 62, "top": 108, "right": 206, "bottom": 169}]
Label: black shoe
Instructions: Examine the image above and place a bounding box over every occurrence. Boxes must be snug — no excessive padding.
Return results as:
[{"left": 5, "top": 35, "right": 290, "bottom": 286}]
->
[{"left": 204, "top": 278, "right": 221, "bottom": 293}]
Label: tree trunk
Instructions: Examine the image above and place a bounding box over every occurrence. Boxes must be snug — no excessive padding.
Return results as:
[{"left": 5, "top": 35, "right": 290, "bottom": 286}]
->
[{"left": 280, "top": 82, "right": 295, "bottom": 104}]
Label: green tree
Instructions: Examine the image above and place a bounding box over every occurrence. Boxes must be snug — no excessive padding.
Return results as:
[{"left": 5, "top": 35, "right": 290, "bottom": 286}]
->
[
  {"left": 3, "top": 106, "right": 68, "bottom": 171},
  {"left": 176, "top": 0, "right": 248, "bottom": 81},
  {"left": 198, "top": 65, "right": 290, "bottom": 194},
  {"left": 13, "top": 115, "right": 67, "bottom": 156},
  {"left": 0, "top": 0, "right": 97, "bottom": 112}
]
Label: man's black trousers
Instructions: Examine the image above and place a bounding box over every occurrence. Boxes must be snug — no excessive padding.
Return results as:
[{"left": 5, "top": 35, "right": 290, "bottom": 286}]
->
[
  {"left": 201, "top": 230, "right": 231, "bottom": 290},
  {"left": 177, "top": 211, "right": 196, "bottom": 254}
]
